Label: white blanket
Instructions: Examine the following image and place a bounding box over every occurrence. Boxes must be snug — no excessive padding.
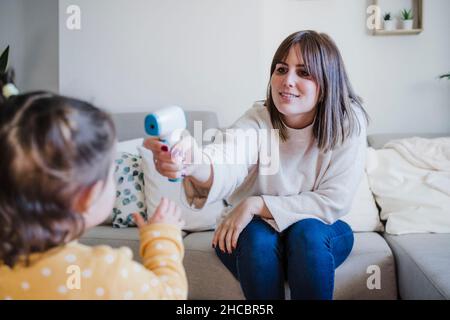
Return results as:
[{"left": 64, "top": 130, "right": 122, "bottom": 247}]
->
[{"left": 366, "top": 137, "right": 450, "bottom": 235}]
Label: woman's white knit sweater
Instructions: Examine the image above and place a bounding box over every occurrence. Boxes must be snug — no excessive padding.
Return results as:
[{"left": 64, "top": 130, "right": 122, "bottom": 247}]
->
[{"left": 182, "top": 102, "right": 367, "bottom": 232}]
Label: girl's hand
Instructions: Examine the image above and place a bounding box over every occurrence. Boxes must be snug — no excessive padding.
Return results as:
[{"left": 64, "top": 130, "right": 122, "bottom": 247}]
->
[
  {"left": 212, "top": 196, "right": 264, "bottom": 254},
  {"left": 133, "top": 197, "right": 184, "bottom": 228}
]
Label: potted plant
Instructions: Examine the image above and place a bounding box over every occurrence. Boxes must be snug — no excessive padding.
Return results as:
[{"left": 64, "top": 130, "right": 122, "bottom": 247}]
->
[
  {"left": 0, "top": 45, "right": 19, "bottom": 102},
  {"left": 383, "top": 12, "right": 395, "bottom": 31},
  {"left": 400, "top": 8, "right": 414, "bottom": 30}
]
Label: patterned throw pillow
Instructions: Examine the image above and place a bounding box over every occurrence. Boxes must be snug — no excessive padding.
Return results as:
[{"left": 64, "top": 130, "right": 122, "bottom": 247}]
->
[{"left": 112, "top": 152, "right": 147, "bottom": 228}]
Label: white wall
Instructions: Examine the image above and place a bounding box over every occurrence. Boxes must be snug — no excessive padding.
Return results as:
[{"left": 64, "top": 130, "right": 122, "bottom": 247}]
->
[
  {"left": 258, "top": 0, "right": 450, "bottom": 134},
  {"left": 59, "top": 0, "right": 264, "bottom": 127},
  {"left": 55, "top": 0, "right": 449, "bottom": 134},
  {"left": 0, "top": 0, "right": 59, "bottom": 92}
]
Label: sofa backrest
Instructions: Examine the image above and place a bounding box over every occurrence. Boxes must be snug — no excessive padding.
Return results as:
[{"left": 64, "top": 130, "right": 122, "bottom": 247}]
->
[
  {"left": 367, "top": 133, "right": 448, "bottom": 149},
  {"left": 111, "top": 111, "right": 219, "bottom": 142},
  {"left": 112, "top": 111, "right": 449, "bottom": 150}
]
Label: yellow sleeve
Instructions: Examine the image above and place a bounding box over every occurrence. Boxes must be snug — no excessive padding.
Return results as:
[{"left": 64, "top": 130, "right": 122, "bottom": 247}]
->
[{"left": 93, "top": 224, "right": 187, "bottom": 300}]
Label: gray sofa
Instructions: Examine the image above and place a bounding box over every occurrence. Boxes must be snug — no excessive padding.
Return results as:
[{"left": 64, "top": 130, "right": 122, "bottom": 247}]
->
[{"left": 80, "top": 111, "right": 450, "bottom": 300}]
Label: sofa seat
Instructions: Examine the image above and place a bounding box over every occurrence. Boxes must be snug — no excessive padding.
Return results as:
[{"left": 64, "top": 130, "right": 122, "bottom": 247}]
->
[
  {"left": 182, "top": 231, "right": 397, "bottom": 300},
  {"left": 383, "top": 233, "right": 450, "bottom": 300},
  {"left": 80, "top": 226, "right": 188, "bottom": 259},
  {"left": 81, "top": 228, "right": 397, "bottom": 300}
]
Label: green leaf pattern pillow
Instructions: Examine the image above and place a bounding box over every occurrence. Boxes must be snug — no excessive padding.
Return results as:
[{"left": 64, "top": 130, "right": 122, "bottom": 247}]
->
[{"left": 112, "top": 152, "right": 147, "bottom": 228}]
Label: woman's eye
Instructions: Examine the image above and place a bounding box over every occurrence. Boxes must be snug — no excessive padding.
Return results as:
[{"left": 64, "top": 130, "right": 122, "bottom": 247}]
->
[
  {"left": 298, "top": 70, "right": 310, "bottom": 77},
  {"left": 275, "top": 67, "right": 287, "bottom": 74}
]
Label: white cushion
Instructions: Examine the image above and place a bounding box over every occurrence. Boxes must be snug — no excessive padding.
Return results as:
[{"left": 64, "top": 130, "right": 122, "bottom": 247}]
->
[
  {"left": 341, "top": 168, "right": 384, "bottom": 232},
  {"left": 111, "top": 151, "right": 146, "bottom": 228},
  {"left": 366, "top": 144, "right": 450, "bottom": 235},
  {"left": 104, "top": 138, "right": 146, "bottom": 227},
  {"left": 139, "top": 146, "right": 224, "bottom": 232}
]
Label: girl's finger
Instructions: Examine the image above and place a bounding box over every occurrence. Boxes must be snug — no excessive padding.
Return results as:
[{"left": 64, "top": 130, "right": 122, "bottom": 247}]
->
[
  {"left": 154, "top": 197, "right": 169, "bottom": 217},
  {"left": 167, "top": 199, "right": 176, "bottom": 216},
  {"left": 133, "top": 212, "right": 146, "bottom": 228}
]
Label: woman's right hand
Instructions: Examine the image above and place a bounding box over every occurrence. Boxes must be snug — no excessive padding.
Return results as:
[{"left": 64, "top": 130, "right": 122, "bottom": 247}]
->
[
  {"left": 133, "top": 197, "right": 184, "bottom": 228},
  {"left": 143, "top": 134, "right": 202, "bottom": 180}
]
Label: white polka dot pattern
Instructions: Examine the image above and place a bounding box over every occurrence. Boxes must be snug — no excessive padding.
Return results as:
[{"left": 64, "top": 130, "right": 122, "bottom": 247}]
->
[
  {"left": 150, "top": 278, "right": 159, "bottom": 287},
  {"left": 123, "top": 290, "right": 134, "bottom": 300},
  {"left": 41, "top": 268, "right": 52, "bottom": 277},
  {"left": 64, "top": 254, "right": 77, "bottom": 263},
  {"left": 82, "top": 269, "right": 92, "bottom": 278},
  {"left": 58, "top": 285, "right": 67, "bottom": 294},
  {"left": 21, "top": 282, "right": 30, "bottom": 290},
  {"left": 96, "top": 287, "right": 105, "bottom": 297},
  {"left": 104, "top": 254, "right": 114, "bottom": 264}
]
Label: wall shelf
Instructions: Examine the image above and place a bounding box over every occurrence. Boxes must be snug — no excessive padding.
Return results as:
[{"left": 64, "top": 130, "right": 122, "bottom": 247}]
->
[
  {"left": 372, "top": 0, "right": 423, "bottom": 36},
  {"left": 373, "top": 29, "right": 422, "bottom": 36}
]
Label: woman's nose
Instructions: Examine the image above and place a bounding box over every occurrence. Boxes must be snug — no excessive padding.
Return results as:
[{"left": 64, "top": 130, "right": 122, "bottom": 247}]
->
[{"left": 282, "top": 71, "right": 296, "bottom": 87}]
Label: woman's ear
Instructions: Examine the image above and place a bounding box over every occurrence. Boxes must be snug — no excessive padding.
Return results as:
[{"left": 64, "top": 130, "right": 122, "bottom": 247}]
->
[{"left": 73, "top": 181, "right": 104, "bottom": 214}]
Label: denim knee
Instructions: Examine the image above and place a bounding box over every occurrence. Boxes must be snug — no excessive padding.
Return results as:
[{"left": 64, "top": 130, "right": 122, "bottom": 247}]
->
[
  {"left": 286, "top": 218, "right": 331, "bottom": 251},
  {"left": 237, "top": 217, "right": 280, "bottom": 255}
]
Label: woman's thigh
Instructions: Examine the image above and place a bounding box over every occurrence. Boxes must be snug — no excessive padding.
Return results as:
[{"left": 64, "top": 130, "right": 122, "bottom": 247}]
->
[
  {"left": 215, "top": 217, "right": 283, "bottom": 278},
  {"left": 285, "top": 218, "right": 354, "bottom": 267}
]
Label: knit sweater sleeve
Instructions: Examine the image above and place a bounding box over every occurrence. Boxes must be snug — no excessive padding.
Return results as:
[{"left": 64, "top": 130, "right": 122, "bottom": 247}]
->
[
  {"left": 263, "top": 120, "right": 367, "bottom": 232},
  {"left": 102, "top": 223, "right": 188, "bottom": 300}
]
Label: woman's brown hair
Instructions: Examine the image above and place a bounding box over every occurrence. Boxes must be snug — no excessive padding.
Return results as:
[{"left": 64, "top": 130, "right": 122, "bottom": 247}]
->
[
  {"left": 0, "top": 91, "right": 116, "bottom": 267},
  {"left": 266, "top": 30, "right": 369, "bottom": 151}
]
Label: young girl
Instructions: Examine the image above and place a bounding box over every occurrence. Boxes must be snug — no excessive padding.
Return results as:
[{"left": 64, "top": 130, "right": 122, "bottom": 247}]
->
[
  {"left": 146, "top": 30, "right": 368, "bottom": 300},
  {"left": 0, "top": 92, "right": 187, "bottom": 299}
]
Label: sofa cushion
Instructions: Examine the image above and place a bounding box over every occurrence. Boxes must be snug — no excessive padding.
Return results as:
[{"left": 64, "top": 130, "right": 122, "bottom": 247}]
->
[
  {"left": 383, "top": 233, "right": 450, "bottom": 300},
  {"left": 111, "top": 151, "right": 147, "bottom": 228},
  {"left": 340, "top": 169, "right": 384, "bottom": 232},
  {"left": 183, "top": 231, "right": 397, "bottom": 300}
]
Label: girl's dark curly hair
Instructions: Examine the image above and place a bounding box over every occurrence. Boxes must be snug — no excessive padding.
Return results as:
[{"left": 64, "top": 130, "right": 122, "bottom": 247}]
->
[{"left": 0, "top": 91, "right": 116, "bottom": 267}]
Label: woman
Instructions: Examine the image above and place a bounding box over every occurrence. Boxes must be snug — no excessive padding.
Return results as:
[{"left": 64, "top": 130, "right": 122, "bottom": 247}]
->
[{"left": 145, "top": 30, "right": 369, "bottom": 300}]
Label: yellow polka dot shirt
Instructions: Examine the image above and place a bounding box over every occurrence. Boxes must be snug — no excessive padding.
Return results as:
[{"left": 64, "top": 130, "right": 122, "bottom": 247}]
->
[{"left": 0, "top": 223, "right": 187, "bottom": 300}]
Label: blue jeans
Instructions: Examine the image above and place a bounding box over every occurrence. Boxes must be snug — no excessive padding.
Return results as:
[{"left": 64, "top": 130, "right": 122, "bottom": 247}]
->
[{"left": 215, "top": 217, "right": 354, "bottom": 300}]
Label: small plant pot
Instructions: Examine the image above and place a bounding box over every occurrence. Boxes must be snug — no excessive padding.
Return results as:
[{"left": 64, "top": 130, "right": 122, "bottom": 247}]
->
[
  {"left": 401, "top": 19, "right": 414, "bottom": 30},
  {"left": 383, "top": 20, "right": 395, "bottom": 31}
]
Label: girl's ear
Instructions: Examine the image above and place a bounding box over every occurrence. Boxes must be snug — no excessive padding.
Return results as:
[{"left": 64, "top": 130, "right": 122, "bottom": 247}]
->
[{"left": 73, "top": 180, "right": 104, "bottom": 214}]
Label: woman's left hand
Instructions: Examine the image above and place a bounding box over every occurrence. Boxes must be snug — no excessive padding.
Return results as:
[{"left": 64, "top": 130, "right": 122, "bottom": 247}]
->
[{"left": 212, "top": 196, "right": 264, "bottom": 254}]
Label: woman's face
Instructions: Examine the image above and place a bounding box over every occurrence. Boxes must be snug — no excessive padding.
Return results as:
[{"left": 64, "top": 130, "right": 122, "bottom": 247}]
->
[{"left": 270, "top": 44, "right": 319, "bottom": 129}]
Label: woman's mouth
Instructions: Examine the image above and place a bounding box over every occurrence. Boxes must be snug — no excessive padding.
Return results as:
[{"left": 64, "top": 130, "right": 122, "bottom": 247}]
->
[{"left": 279, "top": 92, "right": 300, "bottom": 102}]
